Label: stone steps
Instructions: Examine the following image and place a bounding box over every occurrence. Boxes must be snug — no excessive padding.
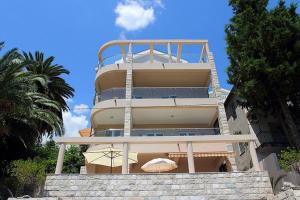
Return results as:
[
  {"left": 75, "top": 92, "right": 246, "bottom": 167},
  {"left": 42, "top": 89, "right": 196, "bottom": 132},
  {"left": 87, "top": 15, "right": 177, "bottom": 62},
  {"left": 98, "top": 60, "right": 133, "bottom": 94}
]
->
[{"left": 43, "top": 172, "right": 274, "bottom": 200}]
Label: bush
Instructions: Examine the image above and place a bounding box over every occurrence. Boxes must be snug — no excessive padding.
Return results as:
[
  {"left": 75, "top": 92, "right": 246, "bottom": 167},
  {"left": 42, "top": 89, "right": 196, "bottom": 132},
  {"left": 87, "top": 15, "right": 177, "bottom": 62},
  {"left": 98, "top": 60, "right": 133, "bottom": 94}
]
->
[
  {"left": 9, "top": 159, "right": 46, "bottom": 197},
  {"left": 278, "top": 147, "right": 300, "bottom": 171}
]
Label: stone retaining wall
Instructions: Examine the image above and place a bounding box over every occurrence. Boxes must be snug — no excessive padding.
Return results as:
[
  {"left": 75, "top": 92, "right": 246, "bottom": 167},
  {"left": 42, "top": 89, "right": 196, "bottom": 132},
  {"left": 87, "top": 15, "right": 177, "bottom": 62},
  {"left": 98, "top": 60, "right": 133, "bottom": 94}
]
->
[
  {"left": 42, "top": 171, "right": 273, "bottom": 200},
  {"left": 274, "top": 189, "right": 300, "bottom": 200}
]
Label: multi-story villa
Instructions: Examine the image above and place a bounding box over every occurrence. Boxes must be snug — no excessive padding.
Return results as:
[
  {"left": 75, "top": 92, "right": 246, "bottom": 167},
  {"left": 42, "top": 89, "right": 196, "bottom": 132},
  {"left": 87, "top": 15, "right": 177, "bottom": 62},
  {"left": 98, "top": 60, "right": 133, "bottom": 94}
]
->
[
  {"left": 55, "top": 40, "right": 260, "bottom": 175},
  {"left": 42, "top": 40, "right": 280, "bottom": 199}
]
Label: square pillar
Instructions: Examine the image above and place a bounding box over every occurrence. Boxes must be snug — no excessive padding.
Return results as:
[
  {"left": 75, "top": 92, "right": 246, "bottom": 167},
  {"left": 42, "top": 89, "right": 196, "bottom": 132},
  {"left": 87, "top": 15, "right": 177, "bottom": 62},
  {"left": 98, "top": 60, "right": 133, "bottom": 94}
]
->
[
  {"left": 187, "top": 141, "right": 195, "bottom": 173},
  {"left": 249, "top": 141, "right": 261, "bottom": 171},
  {"left": 55, "top": 143, "right": 65, "bottom": 175},
  {"left": 122, "top": 142, "right": 129, "bottom": 174}
]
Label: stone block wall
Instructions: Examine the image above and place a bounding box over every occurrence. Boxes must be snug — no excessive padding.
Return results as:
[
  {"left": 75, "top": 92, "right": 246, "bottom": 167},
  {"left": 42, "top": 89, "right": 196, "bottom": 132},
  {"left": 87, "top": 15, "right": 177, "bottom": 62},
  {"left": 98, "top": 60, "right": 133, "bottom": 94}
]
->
[
  {"left": 42, "top": 172, "right": 274, "bottom": 200},
  {"left": 274, "top": 189, "right": 300, "bottom": 200}
]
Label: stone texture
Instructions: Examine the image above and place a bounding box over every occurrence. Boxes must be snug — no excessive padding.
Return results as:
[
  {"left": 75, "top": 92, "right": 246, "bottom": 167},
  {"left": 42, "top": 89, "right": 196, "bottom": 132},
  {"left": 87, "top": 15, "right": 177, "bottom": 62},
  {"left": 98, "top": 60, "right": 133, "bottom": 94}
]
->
[
  {"left": 207, "top": 52, "right": 230, "bottom": 135},
  {"left": 41, "top": 171, "right": 274, "bottom": 200},
  {"left": 8, "top": 198, "right": 58, "bottom": 200},
  {"left": 274, "top": 188, "right": 300, "bottom": 200},
  {"left": 123, "top": 62, "right": 133, "bottom": 136}
]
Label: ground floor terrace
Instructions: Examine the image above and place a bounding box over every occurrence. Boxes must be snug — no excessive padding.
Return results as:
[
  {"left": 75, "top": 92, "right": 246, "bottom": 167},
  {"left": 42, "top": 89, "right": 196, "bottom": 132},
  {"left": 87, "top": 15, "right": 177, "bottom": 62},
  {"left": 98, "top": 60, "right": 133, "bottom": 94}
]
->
[
  {"left": 85, "top": 153, "right": 234, "bottom": 173},
  {"left": 54, "top": 134, "right": 261, "bottom": 174}
]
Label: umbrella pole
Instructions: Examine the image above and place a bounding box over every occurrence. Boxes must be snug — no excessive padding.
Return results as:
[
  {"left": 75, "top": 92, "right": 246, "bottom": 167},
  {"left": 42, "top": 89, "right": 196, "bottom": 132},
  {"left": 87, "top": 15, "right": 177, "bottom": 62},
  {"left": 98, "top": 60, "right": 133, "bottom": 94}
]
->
[{"left": 110, "top": 151, "right": 113, "bottom": 174}]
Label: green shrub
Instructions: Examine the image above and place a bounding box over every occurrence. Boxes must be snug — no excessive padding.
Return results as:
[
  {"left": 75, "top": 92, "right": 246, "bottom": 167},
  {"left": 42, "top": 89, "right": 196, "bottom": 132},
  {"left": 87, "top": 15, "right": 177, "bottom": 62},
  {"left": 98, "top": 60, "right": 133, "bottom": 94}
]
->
[
  {"left": 9, "top": 159, "right": 46, "bottom": 196},
  {"left": 278, "top": 147, "right": 300, "bottom": 171}
]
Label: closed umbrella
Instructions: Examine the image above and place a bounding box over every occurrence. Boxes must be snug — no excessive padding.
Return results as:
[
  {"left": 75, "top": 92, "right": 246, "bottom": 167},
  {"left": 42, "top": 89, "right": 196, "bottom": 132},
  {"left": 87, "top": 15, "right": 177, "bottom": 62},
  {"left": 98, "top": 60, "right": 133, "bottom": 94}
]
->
[
  {"left": 141, "top": 158, "right": 177, "bottom": 173},
  {"left": 83, "top": 146, "right": 138, "bottom": 173}
]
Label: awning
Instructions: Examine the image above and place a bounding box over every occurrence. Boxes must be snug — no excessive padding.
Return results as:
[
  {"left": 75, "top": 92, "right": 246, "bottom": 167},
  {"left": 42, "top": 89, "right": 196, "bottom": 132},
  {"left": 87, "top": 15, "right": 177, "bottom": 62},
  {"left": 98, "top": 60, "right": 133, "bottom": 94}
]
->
[{"left": 168, "top": 151, "right": 235, "bottom": 158}]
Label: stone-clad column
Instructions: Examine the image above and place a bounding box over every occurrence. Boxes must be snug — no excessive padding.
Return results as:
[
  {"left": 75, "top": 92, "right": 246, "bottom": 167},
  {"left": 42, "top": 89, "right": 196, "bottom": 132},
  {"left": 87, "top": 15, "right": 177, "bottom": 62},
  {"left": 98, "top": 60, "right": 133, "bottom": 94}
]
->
[
  {"left": 207, "top": 51, "right": 237, "bottom": 171},
  {"left": 208, "top": 52, "right": 230, "bottom": 135},
  {"left": 124, "top": 43, "right": 133, "bottom": 137},
  {"left": 122, "top": 43, "right": 133, "bottom": 173}
]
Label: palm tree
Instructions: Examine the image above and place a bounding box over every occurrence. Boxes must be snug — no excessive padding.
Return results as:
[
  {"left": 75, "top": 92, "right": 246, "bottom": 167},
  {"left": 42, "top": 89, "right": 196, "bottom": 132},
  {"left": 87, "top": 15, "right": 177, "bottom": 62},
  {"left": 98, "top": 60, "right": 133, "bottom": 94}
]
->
[
  {"left": 0, "top": 44, "right": 64, "bottom": 139},
  {"left": 23, "top": 52, "right": 74, "bottom": 111},
  {"left": 22, "top": 52, "right": 75, "bottom": 138}
]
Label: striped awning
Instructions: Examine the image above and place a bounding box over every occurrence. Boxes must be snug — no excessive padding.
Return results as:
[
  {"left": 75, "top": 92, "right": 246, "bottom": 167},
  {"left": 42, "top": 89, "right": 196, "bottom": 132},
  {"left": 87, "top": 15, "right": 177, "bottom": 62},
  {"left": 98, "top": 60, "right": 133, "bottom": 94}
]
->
[{"left": 168, "top": 152, "right": 235, "bottom": 158}]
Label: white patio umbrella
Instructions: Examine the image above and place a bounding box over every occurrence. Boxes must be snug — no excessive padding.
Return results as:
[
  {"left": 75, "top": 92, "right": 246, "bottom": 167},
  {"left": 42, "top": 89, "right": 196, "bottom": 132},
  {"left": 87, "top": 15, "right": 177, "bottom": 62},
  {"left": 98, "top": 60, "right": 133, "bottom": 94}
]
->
[
  {"left": 83, "top": 146, "right": 138, "bottom": 173},
  {"left": 141, "top": 158, "right": 177, "bottom": 173}
]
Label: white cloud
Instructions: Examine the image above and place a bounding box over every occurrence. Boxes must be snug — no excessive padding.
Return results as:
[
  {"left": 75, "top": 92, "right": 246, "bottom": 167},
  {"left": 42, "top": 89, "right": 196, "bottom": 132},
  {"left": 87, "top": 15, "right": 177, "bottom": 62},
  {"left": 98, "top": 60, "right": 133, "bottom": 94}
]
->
[
  {"left": 115, "top": 0, "right": 155, "bottom": 31},
  {"left": 73, "top": 104, "right": 89, "bottom": 114},
  {"left": 63, "top": 111, "right": 88, "bottom": 137}
]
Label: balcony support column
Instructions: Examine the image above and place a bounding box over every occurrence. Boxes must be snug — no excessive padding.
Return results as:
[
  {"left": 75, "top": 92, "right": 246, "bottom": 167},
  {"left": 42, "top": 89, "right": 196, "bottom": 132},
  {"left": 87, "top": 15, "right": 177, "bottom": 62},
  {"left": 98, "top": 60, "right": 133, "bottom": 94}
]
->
[
  {"left": 249, "top": 141, "right": 261, "bottom": 171},
  {"left": 124, "top": 43, "right": 133, "bottom": 137},
  {"left": 55, "top": 143, "right": 65, "bottom": 175},
  {"left": 187, "top": 141, "right": 195, "bottom": 173},
  {"left": 122, "top": 142, "right": 129, "bottom": 174}
]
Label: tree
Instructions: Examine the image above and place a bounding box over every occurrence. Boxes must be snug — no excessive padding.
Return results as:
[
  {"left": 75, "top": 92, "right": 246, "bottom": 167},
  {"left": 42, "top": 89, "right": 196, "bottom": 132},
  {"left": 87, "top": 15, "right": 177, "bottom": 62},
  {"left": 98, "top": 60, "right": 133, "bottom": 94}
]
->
[
  {"left": 225, "top": 0, "right": 300, "bottom": 148},
  {"left": 0, "top": 46, "right": 63, "bottom": 139},
  {"left": 0, "top": 43, "right": 74, "bottom": 181},
  {"left": 23, "top": 52, "right": 74, "bottom": 138}
]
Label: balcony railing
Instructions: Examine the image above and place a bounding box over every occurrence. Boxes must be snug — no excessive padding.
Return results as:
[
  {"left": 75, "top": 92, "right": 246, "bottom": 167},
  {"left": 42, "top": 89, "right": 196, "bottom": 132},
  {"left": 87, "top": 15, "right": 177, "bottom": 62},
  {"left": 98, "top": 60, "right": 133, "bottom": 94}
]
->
[
  {"left": 95, "top": 87, "right": 210, "bottom": 103},
  {"left": 97, "top": 88, "right": 126, "bottom": 102},
  {"left": 98, "top": 53, "right": 209, "bottom": 68},
  {"left": 132, "top": 87, "right": 209, "bottom": 99},
  {"left": 93, "top": 129, "right": 124, "bottom": 137},
  {"left": 93, "top": 128, "right": 220, "bottom": 137}
]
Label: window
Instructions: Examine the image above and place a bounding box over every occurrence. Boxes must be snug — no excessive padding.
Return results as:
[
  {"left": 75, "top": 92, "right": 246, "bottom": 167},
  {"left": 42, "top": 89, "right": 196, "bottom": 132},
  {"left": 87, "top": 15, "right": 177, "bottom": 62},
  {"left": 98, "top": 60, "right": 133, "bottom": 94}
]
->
[
  {"left": 146, "top": 133, "right": 163, "bottom": 136},
  {"left": 179, "top": 132, "right": 195, "bottom": 136}
]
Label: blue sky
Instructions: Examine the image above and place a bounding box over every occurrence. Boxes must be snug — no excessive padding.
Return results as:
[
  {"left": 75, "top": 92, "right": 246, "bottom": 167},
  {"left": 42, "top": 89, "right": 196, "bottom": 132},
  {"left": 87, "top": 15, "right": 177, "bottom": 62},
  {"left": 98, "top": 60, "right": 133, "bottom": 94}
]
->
[{"left": 1, "top": 0, "right": 299, "bottom": 136}]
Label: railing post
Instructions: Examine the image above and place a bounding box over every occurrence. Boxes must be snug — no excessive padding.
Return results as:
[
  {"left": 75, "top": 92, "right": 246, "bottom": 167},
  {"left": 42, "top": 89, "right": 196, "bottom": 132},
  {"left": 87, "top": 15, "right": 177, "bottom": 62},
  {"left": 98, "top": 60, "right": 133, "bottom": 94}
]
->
[
  {"left": 176, "top": 43, "right": 182, "bottom": 63},
  {"left": 122, "top": 142, "right": 129, "bottom": 174},
  {"left": 121, "top": 45, "right": 126, "bottom": 63},
  {"left": 150, "top": 43, "right": 154, "bottom": 63},
  {"left": 187, "top": 141, "right": 195, "bottom": 173},
  {"left": 55, "top": 143, "right": 65, "bottom": 175},
  {"left": 167, "top": 42, "right": 172, "bottom": 63},
  {"left": 249, "top": 141, "right": 260, "bottom": 171}
]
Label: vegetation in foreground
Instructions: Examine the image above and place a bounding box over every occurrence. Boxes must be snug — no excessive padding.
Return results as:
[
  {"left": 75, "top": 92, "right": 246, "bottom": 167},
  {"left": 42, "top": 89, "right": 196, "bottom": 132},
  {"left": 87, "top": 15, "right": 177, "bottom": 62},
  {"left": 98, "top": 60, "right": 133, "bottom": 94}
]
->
[{"left": 0, "top": 42, "right": 77, "bottom": 198}]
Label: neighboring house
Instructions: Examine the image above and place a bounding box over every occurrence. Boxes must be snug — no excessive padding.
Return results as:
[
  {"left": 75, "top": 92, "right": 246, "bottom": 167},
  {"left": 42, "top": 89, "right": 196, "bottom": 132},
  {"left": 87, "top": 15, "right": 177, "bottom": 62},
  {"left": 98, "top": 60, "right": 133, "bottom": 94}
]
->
[
  {"left": 78, "top": 39, "right": 256, "bottom": 174},
  {"left": 224, "top": 89, "right": 290, "bottom": 172}
]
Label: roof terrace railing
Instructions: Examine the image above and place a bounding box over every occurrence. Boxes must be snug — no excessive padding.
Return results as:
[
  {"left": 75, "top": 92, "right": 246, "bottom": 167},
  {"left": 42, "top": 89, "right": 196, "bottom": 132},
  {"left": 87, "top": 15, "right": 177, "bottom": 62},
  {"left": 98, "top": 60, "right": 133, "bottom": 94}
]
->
[{"left": 97, "top": 40, "right": 210, "bottom": 68}]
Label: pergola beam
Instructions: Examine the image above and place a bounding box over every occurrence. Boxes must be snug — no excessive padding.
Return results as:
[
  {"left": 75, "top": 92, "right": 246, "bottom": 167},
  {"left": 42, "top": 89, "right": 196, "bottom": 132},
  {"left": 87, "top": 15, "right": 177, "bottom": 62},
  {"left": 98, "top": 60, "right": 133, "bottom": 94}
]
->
[{"left": 55, "top": 135, "right": 257, "bottom": 145}]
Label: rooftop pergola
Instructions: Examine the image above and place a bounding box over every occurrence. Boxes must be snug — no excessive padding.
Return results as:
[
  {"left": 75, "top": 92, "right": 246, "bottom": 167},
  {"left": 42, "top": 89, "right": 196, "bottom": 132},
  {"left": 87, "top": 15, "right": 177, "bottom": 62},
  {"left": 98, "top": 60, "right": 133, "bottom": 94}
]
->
[{"left": 97, "top": 40, "right": 210, "bottom": 66}]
